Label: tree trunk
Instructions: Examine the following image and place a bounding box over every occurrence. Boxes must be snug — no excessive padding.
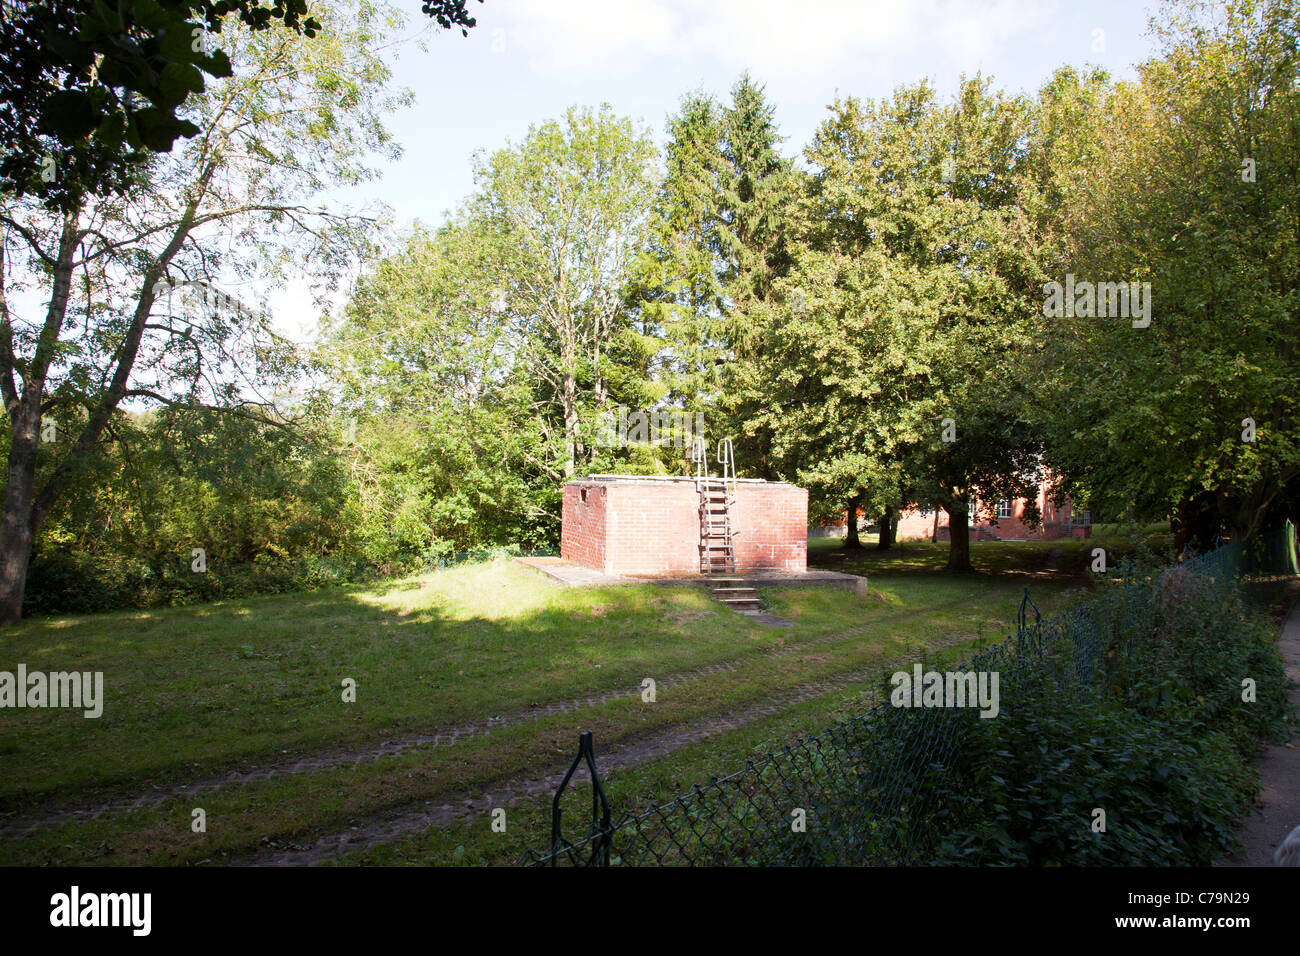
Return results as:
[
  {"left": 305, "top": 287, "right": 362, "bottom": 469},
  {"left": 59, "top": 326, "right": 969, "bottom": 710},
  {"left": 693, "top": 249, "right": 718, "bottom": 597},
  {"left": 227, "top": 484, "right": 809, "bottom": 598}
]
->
[
  {"left": 561, "top": 371, "right": 579, "bottom": 479},
  {"left": 945, "top": 501, "right": 974, "bottom": 572},
  {"left": 876, "top": 508, "right": 895, "bottom": 550},
  {"left": 0, "top": 209, "right": 79, "bottom": 626},
  {"left": 1173, "top": 492, "right": 1221, "bottom": 553},
  {"left": 0, "top": 409, "right": 40, "bottom": 626},
  {"left": 845, "top": 493, "right": 863, "bottom": 549}
]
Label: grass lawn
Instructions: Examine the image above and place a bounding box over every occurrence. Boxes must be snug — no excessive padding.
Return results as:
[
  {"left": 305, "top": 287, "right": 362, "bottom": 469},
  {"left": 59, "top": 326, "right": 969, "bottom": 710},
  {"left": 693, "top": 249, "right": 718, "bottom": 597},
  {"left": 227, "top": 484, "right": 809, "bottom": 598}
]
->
[
  {"left": 809, "top": 528, "right": 1174, "bottom": 577},
  {"left": 0, "top": 542, "right": 1101, "bottom": 866}
]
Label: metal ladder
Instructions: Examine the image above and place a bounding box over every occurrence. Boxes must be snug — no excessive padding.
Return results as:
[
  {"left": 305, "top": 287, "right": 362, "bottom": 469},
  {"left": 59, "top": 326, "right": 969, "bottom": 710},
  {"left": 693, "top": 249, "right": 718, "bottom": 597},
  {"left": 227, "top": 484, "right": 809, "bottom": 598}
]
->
[{"left": 693, "top": 438, "right": 737, "bottom": 575}]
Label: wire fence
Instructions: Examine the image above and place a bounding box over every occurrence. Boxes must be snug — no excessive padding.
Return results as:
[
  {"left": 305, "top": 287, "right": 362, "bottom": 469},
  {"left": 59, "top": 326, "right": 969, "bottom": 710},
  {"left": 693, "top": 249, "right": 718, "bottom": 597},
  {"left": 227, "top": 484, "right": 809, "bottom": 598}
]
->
[{"left": 521, "top": 523, "right": 1299, "bottom": 866}]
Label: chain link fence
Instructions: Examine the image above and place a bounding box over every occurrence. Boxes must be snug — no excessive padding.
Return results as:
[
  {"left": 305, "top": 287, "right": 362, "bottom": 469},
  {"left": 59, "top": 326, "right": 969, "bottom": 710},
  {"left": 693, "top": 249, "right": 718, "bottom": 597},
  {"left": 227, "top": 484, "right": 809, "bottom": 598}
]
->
[{"left": 522, "top": 523, "right": 1299, "bottom": 866}]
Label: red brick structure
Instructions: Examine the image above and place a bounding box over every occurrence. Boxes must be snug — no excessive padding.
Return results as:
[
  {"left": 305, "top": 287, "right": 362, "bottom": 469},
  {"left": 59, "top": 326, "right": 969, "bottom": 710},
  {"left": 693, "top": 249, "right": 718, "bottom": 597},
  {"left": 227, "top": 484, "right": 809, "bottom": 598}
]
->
[
  {"left": 561, "top": 476, "right": 807, "bottom": 575},
  {"left": 894, "top": 484, "right": 1090, "bottom": 543}
]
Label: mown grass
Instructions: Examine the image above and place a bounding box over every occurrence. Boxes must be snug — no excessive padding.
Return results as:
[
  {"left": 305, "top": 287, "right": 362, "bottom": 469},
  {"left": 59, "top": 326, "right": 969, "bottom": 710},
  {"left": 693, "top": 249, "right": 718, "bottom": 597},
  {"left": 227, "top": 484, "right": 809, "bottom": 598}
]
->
[
  {"left": 338, "top": 665, "right": 968, "bottom": 867},
  {"left": 0, "top": 574, "right": 1074, "bottom": 866},
  {"left": 0, "top": 541, "right": 1095, "bottom": 865},
  {"left": 0, "top": 560, "right": 771, "bottom": 805},
  {"left": 809, "top": 529, "right": 1174, "bottom": 577}
]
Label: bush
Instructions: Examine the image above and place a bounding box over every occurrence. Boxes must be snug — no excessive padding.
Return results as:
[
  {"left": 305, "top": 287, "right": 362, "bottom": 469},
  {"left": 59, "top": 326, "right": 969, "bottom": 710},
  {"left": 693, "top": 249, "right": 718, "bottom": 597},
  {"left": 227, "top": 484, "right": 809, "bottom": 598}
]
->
[
  {"left": 1090, "top": 520, "right": 1172, "bottom": 538},
  {"left": 938, "top": 676, "right": 1256, "bottom": 865},
  {"left": 22, "top": 545, "right": 560, "bottom": 616},
  {"left": 930, "top": 558, "right": 1291, "bottom": 865}
]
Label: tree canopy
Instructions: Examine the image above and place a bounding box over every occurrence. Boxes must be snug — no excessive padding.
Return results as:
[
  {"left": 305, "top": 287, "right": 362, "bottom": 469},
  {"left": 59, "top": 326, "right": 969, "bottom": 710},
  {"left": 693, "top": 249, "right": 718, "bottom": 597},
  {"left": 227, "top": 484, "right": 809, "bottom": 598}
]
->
[
  {"left": 0, "top": 0, "right": 481, "bottom": 209},
  {"left": 4, "top": 0, "right": 1299, "bottom": 622}
]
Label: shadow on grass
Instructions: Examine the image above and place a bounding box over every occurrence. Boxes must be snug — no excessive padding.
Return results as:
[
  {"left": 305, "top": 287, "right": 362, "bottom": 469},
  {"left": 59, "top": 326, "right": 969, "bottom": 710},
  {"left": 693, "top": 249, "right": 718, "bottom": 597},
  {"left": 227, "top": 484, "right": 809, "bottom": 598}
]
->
[
  {"left": 0, "top": 547, "right": 1096, "bottom": 818},
  {"left": 809, "top": 534, "right": 1174, "bottom": 582},
  {"left": 0, "top": 560, "right": 835, "bottom": 810}
]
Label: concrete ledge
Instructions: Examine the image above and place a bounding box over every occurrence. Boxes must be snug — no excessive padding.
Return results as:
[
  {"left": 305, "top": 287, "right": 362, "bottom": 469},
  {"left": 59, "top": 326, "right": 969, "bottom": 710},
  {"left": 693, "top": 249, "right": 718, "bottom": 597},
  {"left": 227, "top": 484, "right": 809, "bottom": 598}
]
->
[
  {"left": 515, "top": 557, "right": 631, "bottom": 588},
  {"left": 631, "top": 569, "right": 868, "bottom": 596}
]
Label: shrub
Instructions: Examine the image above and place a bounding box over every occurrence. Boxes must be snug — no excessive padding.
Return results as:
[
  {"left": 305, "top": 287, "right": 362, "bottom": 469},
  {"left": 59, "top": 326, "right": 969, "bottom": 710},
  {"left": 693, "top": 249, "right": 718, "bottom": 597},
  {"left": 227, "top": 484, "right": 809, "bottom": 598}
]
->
[
  {"left": 938, "top": 677, "right": 1256, "bottom": 865},
  {"left": 22, "top": 545, "right": 560, "bottom": 616},
  {"left": 931, "top": 559, "right": 1291, "bottom": 865}
]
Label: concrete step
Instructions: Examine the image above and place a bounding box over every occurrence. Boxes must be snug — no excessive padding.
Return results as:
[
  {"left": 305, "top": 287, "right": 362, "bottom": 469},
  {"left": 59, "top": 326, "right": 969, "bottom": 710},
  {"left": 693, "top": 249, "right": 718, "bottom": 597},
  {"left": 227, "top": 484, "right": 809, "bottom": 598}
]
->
[{"left": 707, "top": 575, "right": 762, "bottom": 612}]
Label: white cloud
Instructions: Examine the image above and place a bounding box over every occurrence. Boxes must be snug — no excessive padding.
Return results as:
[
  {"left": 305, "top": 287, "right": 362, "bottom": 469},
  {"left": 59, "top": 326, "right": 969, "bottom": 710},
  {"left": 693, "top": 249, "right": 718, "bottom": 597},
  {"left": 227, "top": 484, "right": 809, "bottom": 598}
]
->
[
  {"left": 498, "top": 0, "right": 1061, "bottom": 91},
  {"left": 499, "top": 0, "right": 682, "bottom": 74}
]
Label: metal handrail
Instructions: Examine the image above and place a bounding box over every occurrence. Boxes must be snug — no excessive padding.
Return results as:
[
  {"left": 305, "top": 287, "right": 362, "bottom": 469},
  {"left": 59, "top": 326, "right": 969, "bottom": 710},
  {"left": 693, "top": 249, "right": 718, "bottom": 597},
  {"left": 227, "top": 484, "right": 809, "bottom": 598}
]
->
[
  {"left": 691, "top": 436, "right": 708, "bottom": 490},
  {"left": 715, "top": 438, "right": 736, "bottom": 499}
]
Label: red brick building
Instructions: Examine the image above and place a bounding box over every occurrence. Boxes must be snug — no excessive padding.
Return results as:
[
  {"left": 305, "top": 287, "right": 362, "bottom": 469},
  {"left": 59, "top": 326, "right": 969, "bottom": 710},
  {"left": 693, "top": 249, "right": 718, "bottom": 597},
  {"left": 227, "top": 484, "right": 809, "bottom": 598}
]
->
[
  {"left": 894, "top": 483, "right": 1090, "bottom": 542},
  {"left": 561, "top": 475, "right": 807, "bottom": 575}
]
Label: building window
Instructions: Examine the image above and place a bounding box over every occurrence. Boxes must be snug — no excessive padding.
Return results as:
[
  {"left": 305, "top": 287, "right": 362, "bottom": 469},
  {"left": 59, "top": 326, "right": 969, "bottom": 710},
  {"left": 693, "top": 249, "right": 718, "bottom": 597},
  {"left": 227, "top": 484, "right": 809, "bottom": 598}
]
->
[
  {"left": 997, "top": 499, "right": 1013, "bottom": 519},
  {"left": 1078, "top": 510, "right": 1091, "bottom": 526},
  {"left": 968, "top": 498, "right": 978, "bottom": 525}
]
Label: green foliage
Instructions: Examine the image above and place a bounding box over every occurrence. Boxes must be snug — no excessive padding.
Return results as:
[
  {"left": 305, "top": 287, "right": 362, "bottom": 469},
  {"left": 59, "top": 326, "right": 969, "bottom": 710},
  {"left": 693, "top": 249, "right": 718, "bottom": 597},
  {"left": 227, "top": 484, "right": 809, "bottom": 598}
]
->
[
  {"left": 0, "top": 0, "right": 420, "bottom": 624},
  {"left": 936, "top": 559, "right": 1291, "bottom": 865},
  {"left": 0, "top": 0, "right": 481, "bottom": 209},
  {"left": 10, "top": 1, "right": 1300, "bottom": 622},
  {"left": 318, "top": 219, "right": 559, "bottom": 557},
  {"left": 748, "top": 78, "right": 1046, "bottom": 566},
  {"left": 626, "top": 76, "right": 800, "bottom": 479},
  {"left": 626, "top": 91, "right": 729, "bottom": 465},
  {"left": 469, "top": 105, "right": 659, "bottom": 479},
  {"left": 941, "top": 686, "right": 1255, "bottom": 865},
  {"left": 1033, "top": 0, "right": 1300, "bottom": 543},
  {"left": 23, "top": 550, "right": 387, "bottom": 615},
  {"left": 0, "top": 1, "right": 297, "bottom": 208}
]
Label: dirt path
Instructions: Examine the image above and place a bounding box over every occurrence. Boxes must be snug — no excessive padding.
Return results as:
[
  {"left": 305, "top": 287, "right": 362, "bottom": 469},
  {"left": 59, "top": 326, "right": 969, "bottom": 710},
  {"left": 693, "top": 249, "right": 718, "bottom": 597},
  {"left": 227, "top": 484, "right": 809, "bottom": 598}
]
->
[
  {"left": 0, "top": 656, "right": 748, "bottom": 840},
  {"left": 242, "top": 642, "right": 971, "bottom": 867},
  {"left": 1221, "top": 593, "right": 1300, "bottom": 867}
]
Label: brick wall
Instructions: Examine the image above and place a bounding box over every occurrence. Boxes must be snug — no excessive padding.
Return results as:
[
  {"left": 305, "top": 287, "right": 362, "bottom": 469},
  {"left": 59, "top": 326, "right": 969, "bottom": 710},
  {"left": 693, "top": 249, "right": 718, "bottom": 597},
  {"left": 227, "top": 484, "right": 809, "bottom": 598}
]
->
[
  {"left": 606, "top": 480, "right": 699, "bottom": 574},
  {"left": 561, "top": 477, "right": 807, "bottom": 575},
  {"left": 560, "top": 483, "right": 607, "bottom": 569},
  {"left": 896, "top": 508, "right": 939, "bottom": 541},
  {"left": 731, "top": 482, "right": 807, "bottom": 571},
  {"left": 895, "top": 488, "right": 1090, "bottom": 542}
]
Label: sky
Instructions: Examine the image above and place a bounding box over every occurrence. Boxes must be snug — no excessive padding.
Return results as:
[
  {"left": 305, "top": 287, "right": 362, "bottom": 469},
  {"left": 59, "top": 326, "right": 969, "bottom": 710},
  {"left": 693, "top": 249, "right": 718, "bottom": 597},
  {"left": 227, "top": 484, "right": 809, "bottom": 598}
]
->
[{"left": 272, "top": 0, "right": 1169, "bottom": 340}]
